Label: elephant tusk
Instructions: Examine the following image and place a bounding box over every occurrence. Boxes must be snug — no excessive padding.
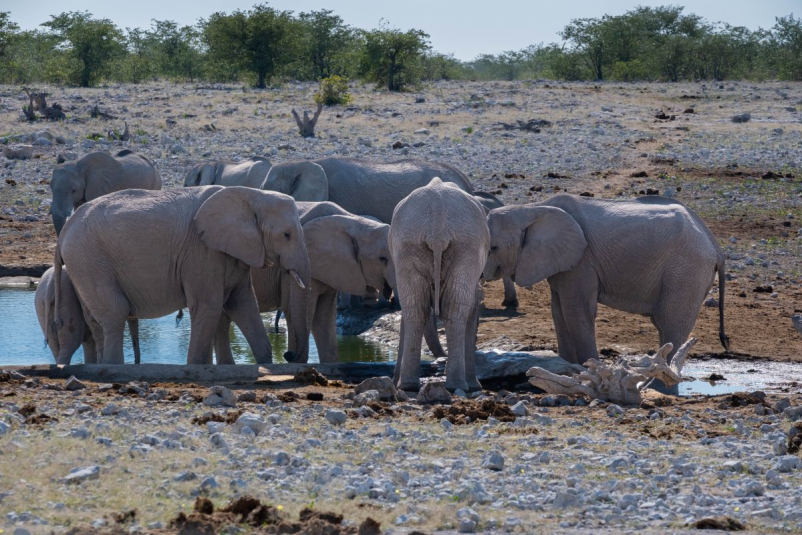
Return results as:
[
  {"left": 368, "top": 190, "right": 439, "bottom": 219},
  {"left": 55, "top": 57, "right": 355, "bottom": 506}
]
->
[{"left": 289, "top": 270, "right": 305, "bottom": 289}]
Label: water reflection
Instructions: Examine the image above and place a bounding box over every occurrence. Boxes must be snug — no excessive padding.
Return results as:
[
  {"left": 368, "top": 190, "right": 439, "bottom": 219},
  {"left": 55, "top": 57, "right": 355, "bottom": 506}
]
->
[{"left": 0, "top": 289, "right": 395, "bottom": 366}]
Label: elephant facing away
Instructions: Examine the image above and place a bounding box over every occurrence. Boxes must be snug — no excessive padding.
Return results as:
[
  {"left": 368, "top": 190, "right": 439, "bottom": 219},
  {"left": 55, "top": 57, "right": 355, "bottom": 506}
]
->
[
  {"left": 184, "top": 157, "right": 272, "bottom": 189},
  {"left": 483, "top": 194, "right": 729, "bottom": 365},
  {"left": 35, "top": 266, "right": 140, "bottom": 365},
  {"left": 55, "top": 186, "right": 310, "bottom": 365},
  {"left": 50, "top": 149, "right": 161, "bottom": 236},
  {"left": 261, "top": 157, "right": 474, "bottom": 224},
  {"left": 390, "top": 178, "right": 490, "bottom": 393}
]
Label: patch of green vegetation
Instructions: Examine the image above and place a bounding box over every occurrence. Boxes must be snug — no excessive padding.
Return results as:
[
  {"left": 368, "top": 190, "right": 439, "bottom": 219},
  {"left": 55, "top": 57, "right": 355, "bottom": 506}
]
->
[
  {"left": 464, "top": 126, "right": 473, "bottom": 134},
  {"left": 85, "top": 133, "right": 103, "bottom": 141},
  {"left": 134, "top": 128, "right": 147, "bottom": 136}
]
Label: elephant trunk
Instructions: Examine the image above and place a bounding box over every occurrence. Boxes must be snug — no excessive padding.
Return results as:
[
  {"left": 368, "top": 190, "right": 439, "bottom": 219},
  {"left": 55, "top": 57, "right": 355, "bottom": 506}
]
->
[
  {"left": 51, "top": 208, "right": 69, "bottom": 237},
  {"left": 282, "top": 255, "right": 312, "bottom": 363}
]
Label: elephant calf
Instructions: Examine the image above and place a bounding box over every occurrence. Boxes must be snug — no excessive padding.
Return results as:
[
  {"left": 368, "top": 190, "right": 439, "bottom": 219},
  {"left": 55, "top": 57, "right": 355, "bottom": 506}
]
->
[
  {"left": 484, "top": 194, "right": 729, "bottom": 365},
  {"left": 35, "top": 266, "right": 140, "bottom": 365},
  {"left": 50, "top": 149, "right": 161, "bottom": 236},
  {"left": 390, "top": 178, "right": 490, "bottom": 393},
  {"left": 55, "top": 186, "right": 310, "bottom": 365}
]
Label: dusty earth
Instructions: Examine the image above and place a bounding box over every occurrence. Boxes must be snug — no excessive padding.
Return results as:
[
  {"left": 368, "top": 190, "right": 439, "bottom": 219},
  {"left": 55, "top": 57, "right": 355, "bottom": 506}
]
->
[
  {"left": 1, "top": 80, "right": 802, "bottom": 533},
  {"left": 1, "top": 80, "right": 801, "bottom": 363}
]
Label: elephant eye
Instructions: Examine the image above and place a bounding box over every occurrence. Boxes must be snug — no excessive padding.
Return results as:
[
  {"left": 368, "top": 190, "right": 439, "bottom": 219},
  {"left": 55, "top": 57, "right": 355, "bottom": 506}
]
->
[
  {"left": 490, "top": 246, "right": 498, "bottom": 252},
  {"left": 284, "top": 232, "right": 291, "bottom": 240},
  {"left": 379, "top": 256, "right": 388, "bottom": 265}
]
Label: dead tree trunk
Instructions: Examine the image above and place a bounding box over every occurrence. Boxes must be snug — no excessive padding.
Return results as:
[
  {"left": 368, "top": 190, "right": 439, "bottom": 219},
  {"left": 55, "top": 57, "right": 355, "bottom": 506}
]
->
[
  {"left": 22, "top": 89, "right": 36, "bottom": 122},
  {"left": 107, "top": 122, "right": 129, "bottom": 141},
  {"left": 291, "top": 103, "right": 323, "bottom": 138}
]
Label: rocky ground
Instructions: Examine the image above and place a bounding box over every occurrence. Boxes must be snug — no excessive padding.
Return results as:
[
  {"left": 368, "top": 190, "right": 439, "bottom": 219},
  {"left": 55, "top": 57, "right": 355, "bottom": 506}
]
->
[
  {"left": 0, "top": 372, "right": 801, "bottom": 534},
  {"left": 1, "top": 80, "right": 802, "bottom": 533}
]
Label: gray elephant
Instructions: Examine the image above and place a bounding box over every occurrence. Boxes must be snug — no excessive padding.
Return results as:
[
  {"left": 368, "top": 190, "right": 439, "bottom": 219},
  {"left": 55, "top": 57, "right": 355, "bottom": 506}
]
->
[
  {"left": 213, "top": 201, "right": 397, "bottom": 363},
  {"left": 390, "top": 178, "right": 490, "bottom": 393},
  {"left": 261, "top": 158, "right": 474, "bottom": 223},
  {"left": 55, "top": 186, "right": 310, "bottom": 365},
  {"left": 472, "top": 191, "right": 519, "bottom": 308},
  {"left": 35, "top": 266, "right": 141, "bottom": 365},
  {"left": 184, "top": 156, "right": 272, "bottom": 189},
  {"left": 50, "top": 149, "right": 161, "bottom": 236},
  {"left": 483, "top": 194, "right": 729, "bottom": 365}
]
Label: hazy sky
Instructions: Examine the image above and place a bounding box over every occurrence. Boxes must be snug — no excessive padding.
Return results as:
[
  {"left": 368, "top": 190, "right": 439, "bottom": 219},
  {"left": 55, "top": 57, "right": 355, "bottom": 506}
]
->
[{"left": 6, "top": 0, "right": 799, "bottom": 61}]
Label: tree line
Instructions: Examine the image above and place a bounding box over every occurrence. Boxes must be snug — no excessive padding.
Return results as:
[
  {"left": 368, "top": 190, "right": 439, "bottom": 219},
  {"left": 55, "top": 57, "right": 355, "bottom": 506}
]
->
[{"left": 0, "top": 5, "right": 800, "bottom": 91}]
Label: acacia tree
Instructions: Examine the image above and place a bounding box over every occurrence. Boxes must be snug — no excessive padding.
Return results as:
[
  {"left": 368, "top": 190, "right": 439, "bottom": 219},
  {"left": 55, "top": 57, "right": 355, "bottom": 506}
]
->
[
  {"left": 150, "top": 20, "right": 204, "bottom": 81},
  {"left": 298, "top": 9, "right": 354, "bottom": 80},
  {"left": 560, "top": 17, "right": 606, "bottom": 80},
  {"left": 203, "top": 4, "right": 296, "bottom": 88},
  {"left": 42, "top": 11, "right": 125, "bottom": 86},
  {"left": 771, "top": 15, "right": 802, "bottom": 80},
  {"left": 360, "top": 21, "right": 430, "bottom": 91}
]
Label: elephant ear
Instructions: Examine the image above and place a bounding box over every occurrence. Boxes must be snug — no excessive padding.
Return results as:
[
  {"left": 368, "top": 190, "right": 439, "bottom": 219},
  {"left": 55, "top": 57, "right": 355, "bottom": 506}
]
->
[
  {"left": 285, "top": 162, "right": 329, "bottom": 202},
  {"left": 515, "top": 206, "right": 588, "bottom": 288},
  {"left": 194, "top": 187, "right": 266, "bottom": 268},
  {"left": 183, "top": 163, "right": 202, "bottom": 187},
  {"left": 79, "top": 152, "right": 125, "bottom": 202},
  {"left": 303, "top": 215, "right": 367, "bottom": 296}
]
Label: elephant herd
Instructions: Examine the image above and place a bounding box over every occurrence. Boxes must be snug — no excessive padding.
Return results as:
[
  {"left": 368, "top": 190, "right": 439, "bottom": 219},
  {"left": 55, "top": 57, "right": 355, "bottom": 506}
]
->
[{"left": 38, "top": 149, "right": 729, "bottom": 393}]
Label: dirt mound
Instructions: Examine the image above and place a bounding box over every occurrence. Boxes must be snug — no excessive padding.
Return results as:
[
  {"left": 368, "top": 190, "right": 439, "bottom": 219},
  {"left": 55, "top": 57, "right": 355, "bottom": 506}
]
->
[
  {"left": 691, "top": 516, "right": 746, "bottom": 531},
  {"left": 166, "top": 496, "right": 378, "bottom": 535},
  {"left": 294, "top": 367, "right": 329, "bottom": 386},
  {"left": 191, "top": 409, "right": 243, "bottom": 426},
  {"left": 433, "top": 399, "right": 516, "bottom": 425}
]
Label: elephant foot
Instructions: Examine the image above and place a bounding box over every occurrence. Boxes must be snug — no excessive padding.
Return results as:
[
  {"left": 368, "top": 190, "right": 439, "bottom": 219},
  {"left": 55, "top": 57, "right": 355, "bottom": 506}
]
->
[
  {"left": 283, "top": 350, "right": 307, "bottom": 364},
  {"left": 502, "top": 299, "right": 519, "bottom": 309},
  {"left": 445, "top": 380, "right": 471, "bottom": 395}
]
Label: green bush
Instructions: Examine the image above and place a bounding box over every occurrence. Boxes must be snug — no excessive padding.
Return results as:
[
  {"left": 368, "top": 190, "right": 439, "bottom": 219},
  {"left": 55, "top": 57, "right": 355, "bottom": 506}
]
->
[{"left": 314, "top": 75, "right": 352, "bottom": 106}]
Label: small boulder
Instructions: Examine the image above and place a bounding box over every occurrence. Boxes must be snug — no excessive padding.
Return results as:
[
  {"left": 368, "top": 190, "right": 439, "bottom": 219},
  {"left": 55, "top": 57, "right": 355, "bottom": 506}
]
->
[
  {"left": 354, "top": 390, "right": 381, "bottom": 406},
  {"left": 482, "top": 451, "right": 504, "bottom": 471},
  {"left": 355, "top": 376, "right": 397, "bottom": 400},
  {"left": 65, "top": 376, "right": 86, "bottom": 391},
  {"left": 731, "top": 113, "right": 751, "bottom": 123},
  {"left": 64, "top": 465, "right": 100, "bottom": 484},
  {"left": 234, "top": 412, "right": 266, "bottom": 435},
  {"left": 325, "top": 408, "right": 347, "bottom": 426},
  {"left": 203, "top": 386, "right": 237, "bottom": 408},
  {"left": 417, "top": 381, "right": 452, "bottom": 404},
  {"left": 3, "top": 145, "right": 33, "bottom": 160}
]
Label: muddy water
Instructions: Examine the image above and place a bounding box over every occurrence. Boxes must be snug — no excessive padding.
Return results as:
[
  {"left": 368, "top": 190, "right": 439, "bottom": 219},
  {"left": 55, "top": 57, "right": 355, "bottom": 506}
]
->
[{"left": 0, "top": 289, "right": 395, "bottom": 365}]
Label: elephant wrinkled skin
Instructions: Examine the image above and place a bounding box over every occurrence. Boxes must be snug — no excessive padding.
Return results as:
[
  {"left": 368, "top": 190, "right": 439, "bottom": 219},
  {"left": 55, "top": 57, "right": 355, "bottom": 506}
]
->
[
  {"left": 55, "top": 186, "right": 310, "bottom": 365},
  {"left": 390, "top": 178, "right": 490, "bottom": 393},
  {"left": 50, "top": 149, "right": 161, "bottom": 236},
  {"left": 483, "top": 194, "right": 729, "bottom": 365}
]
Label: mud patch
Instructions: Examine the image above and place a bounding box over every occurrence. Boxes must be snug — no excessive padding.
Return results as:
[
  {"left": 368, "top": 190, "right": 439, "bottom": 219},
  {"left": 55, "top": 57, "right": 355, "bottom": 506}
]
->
[
  {"left": 691, "top": 516, "right": 746, "bottom": 531},
  {"left": 191, "top": 409, "right": 243, "bottom": 426},
  {"left": 433, "top": 399, "right": 517, "bottom": 425}
]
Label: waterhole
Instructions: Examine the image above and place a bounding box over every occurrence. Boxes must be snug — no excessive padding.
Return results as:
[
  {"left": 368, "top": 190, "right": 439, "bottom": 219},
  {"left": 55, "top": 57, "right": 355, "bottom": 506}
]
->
[{"left": 0, "top": 289, "right": 395, "bottom": 365}]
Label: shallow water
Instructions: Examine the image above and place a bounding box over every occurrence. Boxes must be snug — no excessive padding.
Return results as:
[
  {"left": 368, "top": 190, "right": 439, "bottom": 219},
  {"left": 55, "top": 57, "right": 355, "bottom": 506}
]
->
[
  {"left": 680, "top": 359, "right": 802, "bottom": 396},
  {"left": 0, "top": 289, "right": 395, "bottom": 365}
]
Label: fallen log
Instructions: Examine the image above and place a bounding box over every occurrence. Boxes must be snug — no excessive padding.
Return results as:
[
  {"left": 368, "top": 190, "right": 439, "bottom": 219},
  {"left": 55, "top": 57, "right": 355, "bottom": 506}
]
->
[
  {"left": 527, "top": 338, "right": 695, "bottom": 406},
  {"left": 291, "top": 103, "right": 323, "bottom": 138}
]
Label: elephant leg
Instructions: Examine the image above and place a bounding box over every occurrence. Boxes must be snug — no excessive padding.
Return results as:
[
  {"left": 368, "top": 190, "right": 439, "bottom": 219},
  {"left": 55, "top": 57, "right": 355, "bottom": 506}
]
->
[
  {"left": 98, "top": 292, "right": 130, "bottom": 365},
  {"left": 553, "top": 273, "right": 599, "bottom": 364},
  {"left": 311, "top": 288, "right": 339, "bottom": 363},
  {"left": 550, "top": 288, "right": 578, "bottom": 363},
  {"left": 395, "top": 274, "right": 430, "bottom": 392},
  {"left": 224, "top": 281, "right": 272, "bottom": 364},
  {"left": 502, "top": 277, "right": 518, "bottom": 308},
  {"left": 349, "top": 294, "right": 364, "bottom": 309},
  {"left": 127, "top": 318, "right": 140, "bottom": 364},
  {"left": 82, "top": 305, "right": 104, "bottom": 364},
  {"left": 81, "top": 331, "right": 97, "bottom": 365},
  {"left": 186, "top": 289, "right": 225, "bottom": 365},
  {"left": 213, "top": 313, "right": 235, "bottom": 365},
  {"left": 394, "top": 317, "right": 405, "bottom": 384},
  {"left": 464, "top": 285, "right": 483, "bottom": 393},
  {"left": 423, "top": 311, "right": 447, "bottom": 358}
]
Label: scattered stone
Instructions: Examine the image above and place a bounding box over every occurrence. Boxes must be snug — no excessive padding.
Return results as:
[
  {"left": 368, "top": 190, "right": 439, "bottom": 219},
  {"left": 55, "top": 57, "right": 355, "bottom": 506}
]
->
[
  {"left": 482, "top": 451, "right": 504, "bottom": 471},
  {"left": 64, "top": 466, "right": 100, "bottom": 484},
  {"left": 417, "top": 381, "right": 452, "bottom": 404},
  {"left": 355, "top": 376, "right": 397, "bottom": 400},
  {"left": 3, "top": 145, "right": 33, "bottom": 160},
  {"left": 234, "top": 412, "right": 266, "bottom": 435},
  {"left": 691, "top": 516, "right": 746, "bottom": 531},
  {"left": 203, "top": 386, "right": 237, "bottom": 408},
  {"left": 731, "top": 113, "right": 751, "bottom": 123},
  {"left": 65, "top": 376, "right": 86, "bottom": 391},
  {"left": 325, "top": 408, "right": 347, "bottom": 426},
  {"left": 293, "top": 367, "right": 328, "bottom": 386}
]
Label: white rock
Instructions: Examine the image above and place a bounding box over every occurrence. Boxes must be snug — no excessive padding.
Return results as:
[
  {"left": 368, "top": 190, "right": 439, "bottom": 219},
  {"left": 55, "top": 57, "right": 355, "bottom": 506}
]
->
[
  {"left": 64, "top": 465, "right": 100, "bottom": 484},
  {"left": 355, "top": 376, "right": 397, "bottom": 400},
  {"left": 234, "top": 412, "right": 266, "bottom": 435},
  {"left": 482, "top": 451, "right": 504, "bottom": 471},
  {"left": 772, "top": 455, "right": 800, "bottom": 473},
  {"left": 417, "top": 381, "right": 452, "bottom": 404},
  {"left": 203, "top": 386, "right": 237, "bottom": 408},
  {"left": 510, "top": 401, "right": 528, "bottom": 416},
  {"left": 100, "top": 403, "right": 119, "bottom": 416},
  {"left": 65, "top": 376, "right": 86, "bottom": 391}
]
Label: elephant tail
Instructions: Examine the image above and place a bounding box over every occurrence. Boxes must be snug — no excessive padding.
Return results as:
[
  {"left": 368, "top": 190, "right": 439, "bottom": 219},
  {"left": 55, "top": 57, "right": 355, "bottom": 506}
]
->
[
  {"left": 429, "top": 240, "right": 447, "bottom": 317},
  {"left": 53, "top": 243, "right": 64, "bottom": 332},
  {"left": 717, "top": 259, "right": 730, "bottom": 352},
  {"left": 274, "top": 310, "right": 282, "bottom": 333}
]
